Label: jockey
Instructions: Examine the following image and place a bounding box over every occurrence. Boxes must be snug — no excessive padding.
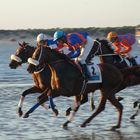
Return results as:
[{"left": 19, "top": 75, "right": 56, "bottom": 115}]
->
[
  {"left": 107, "top": 32, "right": 139, "bottom": 66},
  {"left": 36, "top": 33, "right": 58, "bottom": 49},
  {"left": 53, "top": 30, "right": 94, "bottom": 79},
  {"left": 36, "top": 33, "right": 79, "bottom": 59}
]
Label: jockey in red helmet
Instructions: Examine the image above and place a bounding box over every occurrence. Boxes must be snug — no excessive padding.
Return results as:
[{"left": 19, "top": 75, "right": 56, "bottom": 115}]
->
[{"left": 107, "top": 32, "right": 139, "bottom": 66}]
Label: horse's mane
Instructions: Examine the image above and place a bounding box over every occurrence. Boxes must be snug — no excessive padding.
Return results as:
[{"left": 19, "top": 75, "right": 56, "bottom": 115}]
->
[
  {"left": 19, "top": 42, "right": 36, "bottom": 50},
  {"left": 46, "top": 47, "right": 73, "bottom": 63},
  {"left": 45, "top": 47, "right": 81, "bottom": 71}
]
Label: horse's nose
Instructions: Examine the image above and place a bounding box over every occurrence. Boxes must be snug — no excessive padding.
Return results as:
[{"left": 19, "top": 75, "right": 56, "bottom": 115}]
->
[
  {"left": 27, "top": 67, "right": 32, "bottom": 73},
  {"left": 9, "top": 63, "right": 12, "bottom": 68},
  {"left": 9, "top": 63, "right": 15, "bottom": 69}
]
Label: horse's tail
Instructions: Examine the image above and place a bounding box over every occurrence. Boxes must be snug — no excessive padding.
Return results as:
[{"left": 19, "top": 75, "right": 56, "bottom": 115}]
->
[{"left": 48, "top": 65, "right": 60, "bottom": 90}]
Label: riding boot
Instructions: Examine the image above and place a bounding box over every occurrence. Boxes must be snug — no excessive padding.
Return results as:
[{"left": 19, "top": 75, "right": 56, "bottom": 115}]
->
[
  {"left": 79, "top": 63, "right": 90, "bottom": 80},
  {"left": 130, "top": 57, "right": 137, "bottom": 66}
]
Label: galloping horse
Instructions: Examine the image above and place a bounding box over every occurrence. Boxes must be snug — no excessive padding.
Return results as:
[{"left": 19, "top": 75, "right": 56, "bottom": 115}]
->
[
  {"left": 86, "top": 39, "right": 128, "bottom": 68},
  {"left": 86, "top": 39, "right": 140, "bottom": 119},
  {"left": 26, "top": 45, "right": 129, "bottom": 129},
  {"left": 9, "top": 42, "right": 58, "bottom": 117}
]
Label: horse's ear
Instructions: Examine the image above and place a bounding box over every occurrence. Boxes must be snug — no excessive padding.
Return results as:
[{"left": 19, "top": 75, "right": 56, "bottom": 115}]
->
[
  {"left": 23, "top": 41, "right": 29, "bottom": 47},
  {"left": 18, "top": 42, "right": 23, "bottom": 47},
  {"left": 23, "top": 41, "right": 26, "bottom": 45}
]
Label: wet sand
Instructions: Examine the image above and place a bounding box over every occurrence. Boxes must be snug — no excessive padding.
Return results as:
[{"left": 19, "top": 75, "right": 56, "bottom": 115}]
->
[{"left": 0, "top": 41, "right": 140, "bottom": 140}]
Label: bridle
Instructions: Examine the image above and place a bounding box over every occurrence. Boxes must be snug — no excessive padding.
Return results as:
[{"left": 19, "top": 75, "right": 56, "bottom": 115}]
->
[
  {"left": 91, "top": 39, "right": 122, "bottom": 58},
  {"left": 91, "top": 40, "right": 103, "bottom": 57}
]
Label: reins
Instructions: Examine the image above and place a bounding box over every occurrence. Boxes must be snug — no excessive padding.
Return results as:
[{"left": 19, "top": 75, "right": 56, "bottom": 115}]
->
[{"left": 91, "top": 39, "right": 124, "bottom": 62}]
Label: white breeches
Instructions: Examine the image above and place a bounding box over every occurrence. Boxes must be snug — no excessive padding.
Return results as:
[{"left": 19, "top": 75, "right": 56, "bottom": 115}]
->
[{"left": 78, "top": 36, "right": 94, "bottom": 64}]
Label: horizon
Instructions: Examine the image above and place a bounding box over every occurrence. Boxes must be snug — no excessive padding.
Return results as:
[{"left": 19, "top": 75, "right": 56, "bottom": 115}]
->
[
  {"left": 0, "top": 0, "right": 140, "bottom": 30},
  {"left": 0, "top": 24, "right": 139, "bottom": 31}
]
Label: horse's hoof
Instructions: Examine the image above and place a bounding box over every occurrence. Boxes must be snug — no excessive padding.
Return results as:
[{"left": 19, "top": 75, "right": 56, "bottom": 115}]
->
[
  {"left": 133, "top": 101, "right": 138, "bottom": 108},
  {"left": 80, "top": 123, "right": 86, "bottom": 128},
  {"left": 22, "top": 113, "right": 29, "bottom": 118},
  {"left": 130, "top": 115, "right": 135, "bottom": 120},
  {"left": 65, "top": 107, "right": 72, "bottom": 116},
  {"left": 65, "top": 111, "right": 70, "bottom": 116},
  {"left": 17, "top": 107, "right": 23, "bottom": 117},
  {"left": 110, "top": 125, "right": 120, "bottom": 131},
  {"left": 61, "top": 121, "right": 70, "bottom": 128},
  {"left": 53, "top": 108, "right": 59, "bottom": 116},
  {"left": 61, "top": 123, "right": 68, "bottom": 128}
]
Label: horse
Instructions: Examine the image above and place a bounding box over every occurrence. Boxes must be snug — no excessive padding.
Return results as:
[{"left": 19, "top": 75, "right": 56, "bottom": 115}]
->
[
  {"left": 9, "top": 42, "right": 59, "bottom": 117},
  {"left": 86, "top": 38, "right": 140, "bottom": 119},
  {"left": 9, "top": 42, "right": 95, "bottom": 118},
  {"left": 26, "top": 45, "right": 131, "bottom": 130},
  {"left": 86, "top": 39, "right": 129, "bottom": 68}
]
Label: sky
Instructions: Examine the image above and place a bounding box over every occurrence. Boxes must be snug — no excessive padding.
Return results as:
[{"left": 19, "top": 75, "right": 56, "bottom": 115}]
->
[{"left": 0, "top": 0, "right": 140, "bottom": 29}]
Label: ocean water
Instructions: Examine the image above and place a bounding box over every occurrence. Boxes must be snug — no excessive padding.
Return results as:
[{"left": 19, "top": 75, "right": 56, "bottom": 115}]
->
[{"left": 0, "top": 40, "right": 140, "bottom": 140}]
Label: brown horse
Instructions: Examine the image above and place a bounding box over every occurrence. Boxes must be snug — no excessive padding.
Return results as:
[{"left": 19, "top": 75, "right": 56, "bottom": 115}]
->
[
  {"left": 87, "top": 38, "right": 140, "bottom": 119},
  {"left": 9, "top": 42, "right": 58, "bottom": 117},
  {"left": 26, "top": 45, "right": 129, "bottom": 130},
  {"left": 86, "top": 39, "right": 128, "bottom": 68}
]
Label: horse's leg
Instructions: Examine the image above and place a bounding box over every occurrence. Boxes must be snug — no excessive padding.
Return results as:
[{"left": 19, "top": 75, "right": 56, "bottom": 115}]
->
[
  {"left": 80, "top": 95, "right": 107, "bottom": 127},
  {"left": 90, "top": 92, "right": 95, "bottom": 111},
  {"left": 62, "top": 95, "right": 81, "bottom": 128},
  {"left": 18, "top": 86, "right": 41, "bottom": 117},
  {"left": 108, "top": 95, "right": 123, "bottom": 130},
  {"left": 41, "top": 103, "right": 49, "bottom": 109},
  {"left": 130, "top": 107, "right": 140, "bottom": 119},
  {"left": 22, "top": 88, "right": 50, "bottom": 118},
  {"left": 41, "top": 89, "right": 58, "bottom": 116},
  {"left": 65, "top": 93, "right": 88, "bottom": 116},
  {"left": 41, "top": 102, "right": 57, "bottom": 115},
  {"left": 130, "top": 101, "right": 140, "bottom": 119},
  {"left": 22, "top": 88, "right": 59, "bottom": 118}
]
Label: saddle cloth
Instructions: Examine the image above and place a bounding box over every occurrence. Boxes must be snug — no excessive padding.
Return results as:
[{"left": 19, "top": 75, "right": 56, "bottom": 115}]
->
[{"left": 87, "top": 63, "right": 102, "bottom": 83}]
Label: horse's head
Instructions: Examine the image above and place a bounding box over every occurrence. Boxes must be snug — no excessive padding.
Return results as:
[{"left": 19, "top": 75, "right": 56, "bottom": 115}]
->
[
  {"left": 9, "top": 42, "right": 35, "bottom": 69},
  {"left": 27, "top": 46, "right": 52, "bottom": 73},
  {"left": 90, "top": 39, "right": 113, "bottom": 56},
  {"left": 86, "top": 39, "right": 114, "bottom": 63},
  {"left": 27, "top": 45, "right": 70, "bottom": 73}
]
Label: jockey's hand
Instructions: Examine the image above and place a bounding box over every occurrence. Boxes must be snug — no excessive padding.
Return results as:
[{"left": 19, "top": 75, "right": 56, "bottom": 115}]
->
[{"left": 119, "top": 52, "right": 127, "bottom": 57}]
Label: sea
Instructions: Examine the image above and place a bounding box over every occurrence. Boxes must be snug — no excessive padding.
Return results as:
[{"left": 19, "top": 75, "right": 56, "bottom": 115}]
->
[{"left": 0, "top": 40, "right": 140, "bottom": 140}]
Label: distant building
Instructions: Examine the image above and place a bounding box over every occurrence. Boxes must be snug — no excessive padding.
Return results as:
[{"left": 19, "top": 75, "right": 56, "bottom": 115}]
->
[{"left": 135, "top": 26, "right": 140, "bottom": 44}]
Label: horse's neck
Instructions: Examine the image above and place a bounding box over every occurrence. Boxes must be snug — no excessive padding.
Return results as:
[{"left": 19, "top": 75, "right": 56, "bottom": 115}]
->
[
  {"left": 100, "top": 42, "right": 123, "bottom": 64},
  {"left": 27, "top": 47, "right": 36, "bottom": 61},
  {"left": 99, "top": 45, "right": 114, "bottom": 63},
  {"left": 100, "top": 56, "right": 114, "bottom": 64}
]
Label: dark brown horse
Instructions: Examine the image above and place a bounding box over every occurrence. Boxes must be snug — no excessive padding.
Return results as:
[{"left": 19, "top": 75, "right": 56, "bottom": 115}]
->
[
  {"left": 26, "top": 45, "right": 128, "bottom": 130},
  {"left": 9, "top": 42, "right": 58, "bottom": 117},
  {"left": 86, "top": 39, "right": 128, "bottom": 68},
  {"left": 87, "top": 38, "right": 140, "bottom": 119}
]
